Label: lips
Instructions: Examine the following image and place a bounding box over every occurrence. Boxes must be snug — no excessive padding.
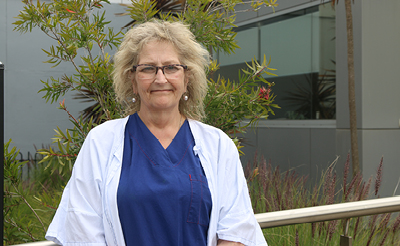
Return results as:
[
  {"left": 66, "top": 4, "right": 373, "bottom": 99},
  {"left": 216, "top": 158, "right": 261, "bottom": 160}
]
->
[{"left": 150, "top": 89, "right": 173, "bottom": 93}]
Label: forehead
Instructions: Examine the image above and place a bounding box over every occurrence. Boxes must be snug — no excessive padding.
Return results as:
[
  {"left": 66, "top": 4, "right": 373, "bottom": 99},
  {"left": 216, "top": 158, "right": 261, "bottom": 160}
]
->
[{"left": 138, "top": 41, "right": 180, "bottom": 63}]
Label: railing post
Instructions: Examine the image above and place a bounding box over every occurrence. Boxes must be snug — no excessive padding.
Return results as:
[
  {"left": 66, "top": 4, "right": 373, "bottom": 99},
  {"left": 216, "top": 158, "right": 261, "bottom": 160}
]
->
[
  {"left": 340, "top": 235, "right": 353, "bottom": 246},
  {"left": 340, "top": 219, "right": 353, "bottom": 246}
]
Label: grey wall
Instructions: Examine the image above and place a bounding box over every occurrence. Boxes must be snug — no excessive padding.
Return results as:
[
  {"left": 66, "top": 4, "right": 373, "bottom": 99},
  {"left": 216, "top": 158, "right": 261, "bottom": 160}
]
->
[
  {"left": 236, "top": 0, "right": 400, "bottom": 197},
  {"left": 1, "top": 0, "right": 130, "bottom": 156},
  {"left": 361, "top": 1, "right": 400, "bottom": 129},
  {"left": 239, "top": 120, "right": 340, "bottom": 188},
  {"left": 359, "top": 0, "right": 400, "bottom": 197},
  {"left": 335, "top": 0, "right": 400, "bottom": 197},
  {"left": 235, "top": 0, "right": 325, "bottom": 24}
]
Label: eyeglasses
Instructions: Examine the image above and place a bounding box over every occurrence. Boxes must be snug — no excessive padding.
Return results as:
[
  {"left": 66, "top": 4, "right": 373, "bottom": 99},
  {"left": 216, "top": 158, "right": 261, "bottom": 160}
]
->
[{"left": 132, "top": 64, "right": 187, "bottom": 79}]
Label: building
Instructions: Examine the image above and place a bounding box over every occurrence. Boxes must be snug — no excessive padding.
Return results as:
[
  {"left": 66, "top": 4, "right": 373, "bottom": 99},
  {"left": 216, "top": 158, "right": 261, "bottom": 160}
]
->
[{"left": 224, "top": 0, "right": 400, "bottom": 197}]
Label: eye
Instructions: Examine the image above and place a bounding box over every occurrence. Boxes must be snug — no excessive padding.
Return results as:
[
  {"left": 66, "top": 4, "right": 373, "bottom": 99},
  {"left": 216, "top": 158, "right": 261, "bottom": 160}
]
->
[
  {"left": 139, "top": 66, "right": 156, "bottom": 73},
  {"left": 164, "top": 65, "right": 180, "bottom": 73}
]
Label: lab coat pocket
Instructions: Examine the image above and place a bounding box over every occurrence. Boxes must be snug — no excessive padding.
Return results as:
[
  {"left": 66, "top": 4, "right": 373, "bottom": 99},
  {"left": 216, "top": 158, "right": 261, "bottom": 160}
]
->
[{"left": 187, "top": 174, "right": 209, "bottom": 227}]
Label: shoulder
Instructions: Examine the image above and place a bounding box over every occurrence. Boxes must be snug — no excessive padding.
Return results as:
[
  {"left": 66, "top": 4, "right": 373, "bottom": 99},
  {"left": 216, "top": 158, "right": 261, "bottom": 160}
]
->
[
  {"left": 188, "top": 120, "right": 237, "bottom": 154},
  {"left": 83, "top": 116, "right": 129, "bottom": 152},
  {"left": 188, "top": 120, "right": 230, "bottom": 141},
  {"left": 88, "top": 117, "right": 128, "bottom": 139}
]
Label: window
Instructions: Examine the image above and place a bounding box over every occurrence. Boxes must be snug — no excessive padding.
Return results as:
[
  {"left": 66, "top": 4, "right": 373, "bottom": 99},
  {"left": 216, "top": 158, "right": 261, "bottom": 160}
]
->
[{"left": 217, "top": 3, "right": 336, "bottom": 119}]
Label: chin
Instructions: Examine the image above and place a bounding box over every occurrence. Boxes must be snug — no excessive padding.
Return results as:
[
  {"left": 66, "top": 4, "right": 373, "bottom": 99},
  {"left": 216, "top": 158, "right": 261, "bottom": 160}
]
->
[{"left": 149, "top": 102, "right": 178, "bottom": 111}]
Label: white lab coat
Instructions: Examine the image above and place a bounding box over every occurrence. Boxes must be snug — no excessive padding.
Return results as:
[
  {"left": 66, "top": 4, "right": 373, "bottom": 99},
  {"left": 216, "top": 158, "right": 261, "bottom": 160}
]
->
[{"left": 45, "top": 116, "right": 267, "bottom": 246}]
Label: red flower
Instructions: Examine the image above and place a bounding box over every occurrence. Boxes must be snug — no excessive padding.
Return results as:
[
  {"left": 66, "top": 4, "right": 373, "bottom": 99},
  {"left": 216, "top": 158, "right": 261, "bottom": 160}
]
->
[
  {"left": 66, "top": 9, "right": 76, "bottom": 13},
  {"left": 258, "top": 86, "right": 271, "bottom": 101}
]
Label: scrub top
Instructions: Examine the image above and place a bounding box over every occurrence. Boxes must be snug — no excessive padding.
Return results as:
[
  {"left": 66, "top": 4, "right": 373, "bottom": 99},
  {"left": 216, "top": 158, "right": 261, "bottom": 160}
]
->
[{"left": 117, "top": 113, "right": 212, "bottom": 246}]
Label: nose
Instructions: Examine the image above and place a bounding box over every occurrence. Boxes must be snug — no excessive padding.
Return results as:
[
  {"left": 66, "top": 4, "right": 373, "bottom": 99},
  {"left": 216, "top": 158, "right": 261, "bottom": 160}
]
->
[{"left": 154, "top": 67, "right": 167, "bottom": 83}]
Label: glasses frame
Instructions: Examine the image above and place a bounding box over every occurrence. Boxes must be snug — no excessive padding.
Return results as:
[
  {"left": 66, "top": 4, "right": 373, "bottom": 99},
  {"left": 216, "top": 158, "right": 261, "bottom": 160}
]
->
[{"left": 132, "top": 64, "right": 188, "bottom": 78}]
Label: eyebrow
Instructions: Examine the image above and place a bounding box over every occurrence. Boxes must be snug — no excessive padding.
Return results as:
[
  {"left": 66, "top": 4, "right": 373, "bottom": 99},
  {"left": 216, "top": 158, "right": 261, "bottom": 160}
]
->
[{"left": 137, "top": 59, "right": 181, "bottom": 65}]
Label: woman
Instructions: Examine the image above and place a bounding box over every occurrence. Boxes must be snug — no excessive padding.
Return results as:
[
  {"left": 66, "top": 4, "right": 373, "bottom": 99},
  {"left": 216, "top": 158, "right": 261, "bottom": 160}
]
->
[{"left": 46, "top": 20, "right": 267, "bottom": 246}]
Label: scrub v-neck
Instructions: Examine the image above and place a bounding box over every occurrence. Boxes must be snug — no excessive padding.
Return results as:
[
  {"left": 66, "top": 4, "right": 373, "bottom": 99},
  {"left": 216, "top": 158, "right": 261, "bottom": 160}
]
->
[{"left": 117, "top": 113, "right": 212, "bottom": 246}]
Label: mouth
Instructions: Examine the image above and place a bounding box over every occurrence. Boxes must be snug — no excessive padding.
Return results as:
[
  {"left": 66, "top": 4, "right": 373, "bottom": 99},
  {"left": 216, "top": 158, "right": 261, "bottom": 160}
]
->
[{"left": 151, "top": 89, "right": 173, "bottom": 93}]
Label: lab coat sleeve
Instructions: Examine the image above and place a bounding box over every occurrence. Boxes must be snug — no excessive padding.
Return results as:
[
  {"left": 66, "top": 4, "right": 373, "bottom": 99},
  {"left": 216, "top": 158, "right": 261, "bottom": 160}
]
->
[
  {"left": 46, "top": 129, "right": 108, "bottom": 246},
  {"left": 216, "top": 136, "right": 267, "bottom": 246}
]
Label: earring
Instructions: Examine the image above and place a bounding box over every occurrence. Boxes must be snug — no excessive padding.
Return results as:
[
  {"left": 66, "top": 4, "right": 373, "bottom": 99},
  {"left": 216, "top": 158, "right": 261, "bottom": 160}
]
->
[
  {"left": 132, "top": 97, "right": 136, "bottom": 103},
  {"left": 183, "top": 92, "right": 189, "bottom": 101}
]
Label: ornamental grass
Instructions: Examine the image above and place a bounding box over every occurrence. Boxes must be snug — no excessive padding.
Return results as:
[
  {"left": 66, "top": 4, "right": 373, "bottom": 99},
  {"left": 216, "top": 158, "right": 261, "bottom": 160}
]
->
[{"left": 245, "top": 153, "right": 400, "bottom": 245}]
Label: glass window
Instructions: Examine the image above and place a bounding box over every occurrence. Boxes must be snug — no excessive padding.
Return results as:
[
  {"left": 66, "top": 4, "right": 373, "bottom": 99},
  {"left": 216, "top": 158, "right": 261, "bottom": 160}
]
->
[
  {"left": 217, "top": 3, "right": 336, "bottom": 120},
  {"left": 219, "top": 27, "right": 258, "bottom": 66}
]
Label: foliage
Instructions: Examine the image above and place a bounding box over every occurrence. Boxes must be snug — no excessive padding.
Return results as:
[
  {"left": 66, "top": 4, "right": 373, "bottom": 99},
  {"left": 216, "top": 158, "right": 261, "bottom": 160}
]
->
[
  {"left": 37, "top": 100, "right": 95, "bottom": 176},
  {"left": 245, "top": 154, "right": 400, "bottom": 245},
  {"left": 204, "top": 57, "right": 278, "bottom": 134},
  {"left": 13, "top": 0, "right": 279, "bottom": 175},
  {"left": 3, "top": 140, "right": 62, "bottom": 244}
]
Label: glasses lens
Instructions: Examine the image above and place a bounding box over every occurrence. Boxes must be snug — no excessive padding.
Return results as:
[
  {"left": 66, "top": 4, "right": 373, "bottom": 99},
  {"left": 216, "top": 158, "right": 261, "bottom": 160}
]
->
[
  {"left": 137, "top": 66, "right": 156, "bottom": 74},
  {"left": 135, "top": 64, "right": 184, "bottom": 79},
  {"left": 164, "top": 65, "right": 181, "bottom": 74}
]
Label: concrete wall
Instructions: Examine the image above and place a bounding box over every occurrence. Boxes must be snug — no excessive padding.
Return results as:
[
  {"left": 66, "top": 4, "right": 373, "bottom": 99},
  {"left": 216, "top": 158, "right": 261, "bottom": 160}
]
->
[
  {"left": 239, "top": 120, "right": 340, "bottom": 187},
  {"left": 1, "top": 0, "right": 130, "bottom": 156},
  {"left": 359, "top": 0, "right": 400, "bottom": 197},
  {"left": 335, "top": 0, "right": 400, "bottom": 197}
]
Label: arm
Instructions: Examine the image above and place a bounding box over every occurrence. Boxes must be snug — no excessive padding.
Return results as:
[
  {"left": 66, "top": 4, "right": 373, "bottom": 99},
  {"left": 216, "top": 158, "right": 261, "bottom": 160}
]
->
[
  {"left": 215, "top": 134, "right": 267, "bottom": 246},
  {"left": 46, "top": 130, "right": 108, "bottom": 245}
]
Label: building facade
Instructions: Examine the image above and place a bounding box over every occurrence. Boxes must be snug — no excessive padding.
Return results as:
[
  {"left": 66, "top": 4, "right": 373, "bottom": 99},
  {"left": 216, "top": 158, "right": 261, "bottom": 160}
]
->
[{"left": 225, "top": 0, "right": 400, "bottom": 197}]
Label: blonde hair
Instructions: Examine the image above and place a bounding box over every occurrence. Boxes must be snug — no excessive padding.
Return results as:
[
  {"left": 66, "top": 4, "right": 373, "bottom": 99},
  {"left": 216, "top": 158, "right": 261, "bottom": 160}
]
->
[{"left": 112, "top": 19, "right": 209, "bottom": 121}]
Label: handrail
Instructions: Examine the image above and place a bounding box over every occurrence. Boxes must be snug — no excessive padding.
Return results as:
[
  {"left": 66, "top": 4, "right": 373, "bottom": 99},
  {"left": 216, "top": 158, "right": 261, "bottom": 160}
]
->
[
  {"left": 10, "top": 196, "right": 400, "bottom": 246},
  {"left": 255, "top": 196, "right": 400, "bottom": 228},
  {"left": 11, "top": 242, "right": 57, "bottom": 246}
]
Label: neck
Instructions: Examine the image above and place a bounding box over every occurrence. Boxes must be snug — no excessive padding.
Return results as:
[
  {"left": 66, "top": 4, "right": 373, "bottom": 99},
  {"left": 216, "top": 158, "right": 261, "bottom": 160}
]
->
[
  {"left": 138, "top": 109, "right": 182, "bottom": 129},
  {"left": 137, "top": 109, "right": 184, "bottom": 149}
]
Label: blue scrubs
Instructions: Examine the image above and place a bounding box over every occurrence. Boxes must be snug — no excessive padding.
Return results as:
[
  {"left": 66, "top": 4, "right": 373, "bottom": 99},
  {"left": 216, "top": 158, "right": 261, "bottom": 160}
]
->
[{"left": 117, "top": 113, "right": 212, "bottom": 246}]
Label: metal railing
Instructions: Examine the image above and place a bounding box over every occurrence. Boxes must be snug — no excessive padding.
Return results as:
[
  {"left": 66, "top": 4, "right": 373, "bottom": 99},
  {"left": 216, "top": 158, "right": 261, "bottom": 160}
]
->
[
  {"left": 254, "top": 196, "right": 400, "bottom": 246},
  {"left": 255, "top": 196, "right": 400, "bottom": 228},
  {"left": 11, "top": 243, "right": 57, "bottom": 246},
  {"left": 10, "top": 196, "right": 400, "bottom": 246}
]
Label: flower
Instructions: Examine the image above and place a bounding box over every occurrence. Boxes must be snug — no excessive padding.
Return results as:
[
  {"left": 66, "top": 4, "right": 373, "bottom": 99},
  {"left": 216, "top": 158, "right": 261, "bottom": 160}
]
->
[{"left": 259, "top": 86, "right": 271, "bottom": 101}]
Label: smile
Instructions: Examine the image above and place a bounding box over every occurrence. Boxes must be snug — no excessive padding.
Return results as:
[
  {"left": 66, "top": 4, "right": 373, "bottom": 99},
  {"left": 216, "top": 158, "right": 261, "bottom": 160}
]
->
[{"left": 151, "top": 89, "right": 173, "bottom": 93}]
